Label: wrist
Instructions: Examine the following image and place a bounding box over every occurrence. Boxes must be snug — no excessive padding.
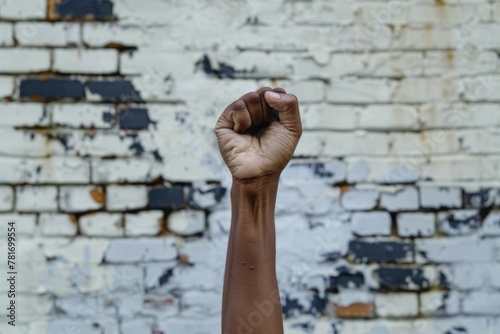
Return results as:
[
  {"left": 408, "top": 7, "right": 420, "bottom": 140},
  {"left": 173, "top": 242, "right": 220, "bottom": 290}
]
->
[{"left": 231, "top": 173, "right": 280, "bottom": 191}]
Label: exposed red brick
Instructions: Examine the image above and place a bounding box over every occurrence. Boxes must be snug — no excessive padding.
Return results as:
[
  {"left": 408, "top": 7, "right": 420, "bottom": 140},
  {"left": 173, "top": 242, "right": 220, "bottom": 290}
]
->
[
  {"left": 334, "top": 303, "right": 374, "bottom": 319},
  {"left": 90, "top": 188, "right": 105, "bottom": 205}
]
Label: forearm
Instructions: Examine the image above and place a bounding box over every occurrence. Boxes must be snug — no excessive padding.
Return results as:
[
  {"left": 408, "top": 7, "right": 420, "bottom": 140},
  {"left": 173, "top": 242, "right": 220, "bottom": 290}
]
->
[{"left": 222, "top": 175, "right": 284, "bottom": 334}]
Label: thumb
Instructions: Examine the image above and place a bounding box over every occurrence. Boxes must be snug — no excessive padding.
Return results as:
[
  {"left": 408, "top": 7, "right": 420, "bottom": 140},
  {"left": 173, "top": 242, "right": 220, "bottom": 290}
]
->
[{"left": 264, "top": 90, "right": 302, "bottom": 135}]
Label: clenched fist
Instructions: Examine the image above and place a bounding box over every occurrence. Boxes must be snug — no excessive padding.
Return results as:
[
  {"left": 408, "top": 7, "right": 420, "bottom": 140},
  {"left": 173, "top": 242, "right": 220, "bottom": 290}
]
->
[{"left": 215, "top": 87, "right": 302, "bottom": 181}]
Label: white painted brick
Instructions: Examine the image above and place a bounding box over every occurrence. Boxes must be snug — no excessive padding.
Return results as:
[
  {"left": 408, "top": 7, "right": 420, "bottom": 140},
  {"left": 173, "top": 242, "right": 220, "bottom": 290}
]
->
[
  {"left": 125, "top": 211, "right": 162, "bottom": 236},
  {"left": 63, "top": 131, "right": 139, "bottom": 158},
  {"left": 171, "top": 24, "right": 319, "bottom": 52},
  {"left": 363, "top": 52, "right": 424, "bottom": 77},
  {"left": 174, "top": 78, "right": 257, "bottom": 111},
  {"left": 0, "top": 129, "right": 48, "bottom": 157},
  {"left": 0, "top": 186, "right": 13, "bottom": 211},
  {"left": 390, "top": 131, "right": 461, "bottom": 156},
  {"left": 420, "top": 291, "right": 460, "bottom": 315},
  {"left": 397, "top": 213, "right": 436, "bottom": 237},
  {"left": 424, "top": 51, "right": 498, "bottom": 76},
  {"left": 168, "top": 210, "right": 205, "bottom": 236},
  {"left": 440, "top": 264, "right": 488, "bottom": 290},
  {"left": 83, "top": 23, "right": 146, "bottom": 47},
  {"left": 15, "top": 22, "right": 80, "bottom": 47},
  {"left": 356, "top": 3, "right": 410, "bottom": 25},
  {"left": 375, "top": 293, "right": 418, "bottom": 317},
  {"left": 394, "top": 27, "right": 460, "bottom": 50},
  {"left": 106, "top": 185, "right": 148, "bottom": 211},
  {"left": 345, "top": 157, "right": 425, "bottom": 184},
  {"left": 105, "top": 237, "right": 177, "bottom": 263},
  {"left": 420, "top": 318, "right": 494, "bottom": 334},
  {"left": 0, "top": 0, "right": 46, "bottom": 19},
  {"left": 463, "top": 24, "right": 500, "bottom": 49},
  {"left": 333, "top": 24, "right": 393, "bottom": 52},
  {"left": 351, "top": 212, "right": 392, "bottom": 237},
  {"left": 298, "top": 132, "right": 389, "bottom": 157},
  {"left": 281, "top": 160, "right": 346, "bottom": 185},
  {"left": 50, "top": 103, "right": 114, "bottom": 128},
  {"left": 293, "top": 56, "right": 339, "bottom": 79},
  {"left": 69, "top": 264, "right": 143, "bottom": 294},
  {"left": 274, "top": 80, "right": 324, "bottom": 103},
  {"left": 421, "top": 156, "right": 495, "bottom": 181},
  {"left": 292, "top": 2, "right": 355, "bottom": 25},
  {"left": 16, "top": 186, "right": 57, "bottom": 212},
  {"left": 326, "top": 79, "right": 396, "bottom": 103},
  {"left": 463, "top": 292, "right": 500, "bottom": 315},
  {"left": 0, "top": 157, "right": 72, "bottom": 184},
  {"left": 408, "top": 5, "right": 478, "bottom": 25},
  {"left": 0, "top": 49, "right": 51, "bottom": 73},
  {"left": 341, "top": 320, "right": 418, "bottom": 334},
  {"left": 121, "top": 50, "right": 203, "bottom": 77},
  {"left": 182, "top": 290, "right": 221, "bottom": 318},
  {"left": 121, "top": 319, "right": 157, "bottom": 334},
  {"left": 54, "top": 49, "right": 118, "bottom": 74},
  {"left": 0, "top": 76, "right": 13, "bottom": 98},
  {"left": 181, "top": 51, "right": 293, "bottom": 79},
  {"left": 226, "top": 27, "right": 333, "bottom": 52},
  {"left": 299, "top": 52, "right": 424, "bottom": 79},
  {"left": 156, "top": 318, "right": 219, "bottom": 334},
  {"left": 341, "top": 189, "right": 379, "bottom": 210},
  {"left": 463, "top": 75, "right": 500, "bottom": 102},
  {"left": 16, "top": 294, "right": 52, "bottom": 317},
  {"left": 380, "top": 187, "right": 419, "bottom": 211},
  {"left": 39, "top": 157, "right": 91, "bottom": 184},
  {"left": 39, "top": 213, "right": 77, "bottom": 237},
  {"left": 359, "top": 105, "right": 419, "bottom": 130},
  {"left": 301, "top": 104, "right": 358, "bottom": 130},
  {"left": 0, "top": 214, "right": 36, "bottom": 236},
  {"left": 59, "top": 186, "right": 104, "bottom": 212},
  {"left": 114, "top": 0, "right": 246, "bottom": 26},
  {"left": 0, "top": 103, "right": 49, "bottom": 127},
  {"left": 0, "top": 23, "right": 13, "bottom": 46},
  {"left": 293, "top": 132, "right": 323, "bottom": 157},
  {"left": 438, "top": 210, "right": 480, "bottom": 236},
  {"left": 92, "top": 158, "right": 161, "bottom": 183},
  {"left": 80, "top": 213, "right": 124, "bottom": 237},
  {"left": 420, "top": 187, "right": 462, "bottom": 209},
  {"left": 461, "top": 129, "right": 500, "bottom": 153},
  {"left": 294, "top": 183, "right": 341, "bottom": 215},
  {"left": 47, "top": 319, "right": 118, "bottom": 334},
  {"left": 420, "top": 103, "right": 500, "bottom": 129},
  {"left": 394, "top": 78, "right": 460, "bottom": 103},
  {"left": 482, "top": 211, "right": 500, "bottom": 236},
  {"left": 416, "top": 236, "right": 495, "bottom": 263},
  {"left": 489, "top": 265, "right": 500, "bottom": 289},
  {"left": 41, "top": 237, "right": 109, "bottom": 264}
]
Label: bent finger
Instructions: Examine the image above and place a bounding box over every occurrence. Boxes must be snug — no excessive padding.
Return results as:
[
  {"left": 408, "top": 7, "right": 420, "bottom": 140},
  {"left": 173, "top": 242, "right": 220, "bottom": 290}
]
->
[{"left": 215, "top": 99, "right": 252, "bottom": 133}]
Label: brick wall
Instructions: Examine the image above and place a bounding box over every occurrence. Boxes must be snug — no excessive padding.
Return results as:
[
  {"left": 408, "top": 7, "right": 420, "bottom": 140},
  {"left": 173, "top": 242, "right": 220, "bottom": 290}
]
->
[{"left": 0, "top": 0, "right": 499, "bottom": 333}]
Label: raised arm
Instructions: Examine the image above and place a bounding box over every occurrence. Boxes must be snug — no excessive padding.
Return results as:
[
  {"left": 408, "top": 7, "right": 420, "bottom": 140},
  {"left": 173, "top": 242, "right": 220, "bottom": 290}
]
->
[{"left": 215, "top": 87, "right": 302, "bottom": 334}]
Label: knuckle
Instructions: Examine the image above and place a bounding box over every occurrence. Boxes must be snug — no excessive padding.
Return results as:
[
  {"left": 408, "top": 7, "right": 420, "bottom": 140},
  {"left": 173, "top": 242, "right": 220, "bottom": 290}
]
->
[
  {"left": 242, "top": 91, "right": 260, "bottom": 104},
  {"left": 289, "top": 94, "right": 299, "bottom": 105},
  {"left": 231, "top": 99, "right": 247, "bottom": 111}
]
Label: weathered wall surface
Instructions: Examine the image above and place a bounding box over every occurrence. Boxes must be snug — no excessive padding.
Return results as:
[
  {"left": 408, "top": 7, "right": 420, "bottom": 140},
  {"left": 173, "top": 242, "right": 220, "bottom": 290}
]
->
[{"left": 0, "top": 0, "right": 499, "bottom": 333}]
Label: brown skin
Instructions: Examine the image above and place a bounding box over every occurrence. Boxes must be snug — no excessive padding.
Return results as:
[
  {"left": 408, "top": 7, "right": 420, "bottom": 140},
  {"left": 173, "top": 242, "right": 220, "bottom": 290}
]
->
[{"left": 215, "top": 87, "right": 302, "bottom": 334}]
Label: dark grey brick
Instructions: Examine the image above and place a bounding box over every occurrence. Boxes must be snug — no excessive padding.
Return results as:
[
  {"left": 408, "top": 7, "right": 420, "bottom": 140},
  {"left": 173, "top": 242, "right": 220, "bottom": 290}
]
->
[
  {"left": 348, "top": 241, "right": 414, "bottom": 263},
  {"left": 374, "top": 267, "right": 430, "bottom": 290},
  {"left": 148, "top": 187, "right": 185, "bottom": 209},
  {"left": 88, "top": 80, "right": 142, "bottom": 102},
  {"left": 20, "top": 78, "right": 85, "bottom": 100}
]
